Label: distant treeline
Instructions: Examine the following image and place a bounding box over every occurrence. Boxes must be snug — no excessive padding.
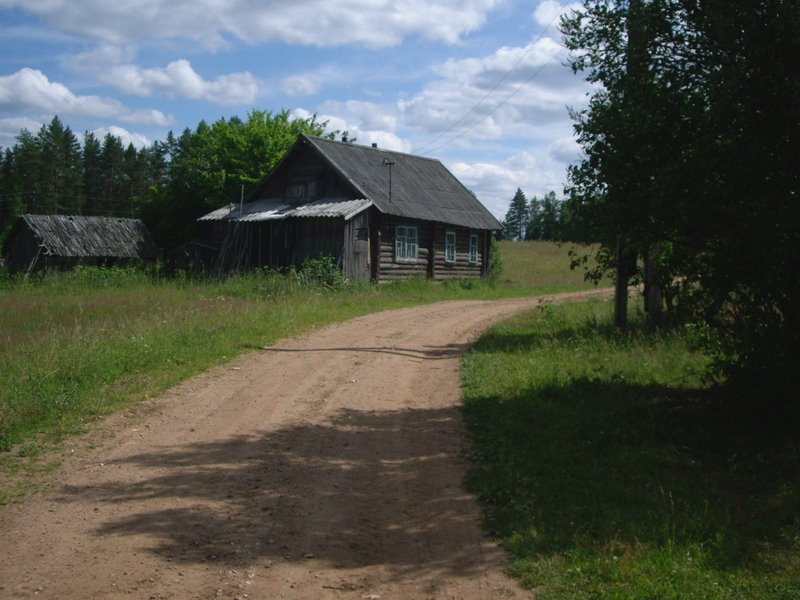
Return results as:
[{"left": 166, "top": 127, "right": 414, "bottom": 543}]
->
[
  {"left": 498, "top": 188, "right": 570, "bottom": 242},
  {"left": 0, "top": 110, "right": 332, "bottom": 250}
]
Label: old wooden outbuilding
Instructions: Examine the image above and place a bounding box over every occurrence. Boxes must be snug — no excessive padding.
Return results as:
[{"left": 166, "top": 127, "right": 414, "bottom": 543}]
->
[
  {"left": 199, "top": 135, "right": 501, "bottom": 281},
  {"left": 2, "top": 214, "right": 158, "bottom": 273}
]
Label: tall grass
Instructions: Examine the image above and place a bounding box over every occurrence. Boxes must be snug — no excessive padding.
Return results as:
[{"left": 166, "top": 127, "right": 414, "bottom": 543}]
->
[
  {"left": 461, "top": 299, "right": 800, "bottom": 598},
  {"left": 0, "top": 268, "right": 475, "bottom": 455},
  {"left": 495, "top": 240, "right": 602, "bottom": 291}
]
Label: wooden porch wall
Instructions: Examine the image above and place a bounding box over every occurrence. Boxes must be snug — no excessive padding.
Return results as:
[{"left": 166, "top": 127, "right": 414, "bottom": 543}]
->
[
  {"left": 292, "top": 218, "right": 344, "bottom": 267},
  {"left": 343, "top": 211, "right": 371, "bottom": 281}
]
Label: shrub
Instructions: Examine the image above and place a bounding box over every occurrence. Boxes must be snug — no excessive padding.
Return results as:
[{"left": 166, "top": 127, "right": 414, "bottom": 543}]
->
[{"left": 297, "top": 254, "right": 344, "bottom": 288}]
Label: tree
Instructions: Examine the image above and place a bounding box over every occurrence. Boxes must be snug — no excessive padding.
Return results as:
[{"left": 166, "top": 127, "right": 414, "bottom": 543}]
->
[
  {"left": 527, "top": 191, "right": 562, "bottom": 241},
  {"left": 142, "top": 109, "right": 330, "bottom": 249},
  {"left": 99, "top": 133, "right": 125, "bottom": 216},
  {"left": 562, "top": 1, "right": 800, "bottom": 401},
  {"left": 82, "top": 132, "right": 104, "bottom": 215},
  {"left": 502, "top": 188, "right": 529, "bottom": 241}
]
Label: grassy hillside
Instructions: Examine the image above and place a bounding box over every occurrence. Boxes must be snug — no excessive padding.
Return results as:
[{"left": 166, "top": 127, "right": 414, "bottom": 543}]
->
[{"left": 495, "top": 240, "right": 601, "bottom": 291}]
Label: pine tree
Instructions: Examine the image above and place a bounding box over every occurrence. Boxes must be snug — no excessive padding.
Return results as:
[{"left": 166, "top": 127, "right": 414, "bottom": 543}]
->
[{"left": 502, "top": 188, "right": 529, "bottom": 241}]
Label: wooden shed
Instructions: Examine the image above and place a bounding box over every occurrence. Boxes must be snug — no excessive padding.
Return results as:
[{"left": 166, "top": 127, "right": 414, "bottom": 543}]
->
[
  {"left": 199, "top": 135, "right": 501, "bottom": 281},
  {"left": 2, "top": 214, "right": 158, "bottom": 273}
]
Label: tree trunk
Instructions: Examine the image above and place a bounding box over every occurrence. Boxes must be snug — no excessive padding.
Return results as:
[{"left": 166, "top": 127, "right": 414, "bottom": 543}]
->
[
  {"left": 643, "top": 242, "right": 663, "bottom": 327},
  {"left": 614, "top": 236, "right": 629, "bottom": 328}
]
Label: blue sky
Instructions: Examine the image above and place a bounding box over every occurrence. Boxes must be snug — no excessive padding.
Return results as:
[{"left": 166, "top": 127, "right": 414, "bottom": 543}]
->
[{"left": 0, "top": 0, "right": 588, "bottom": 219}]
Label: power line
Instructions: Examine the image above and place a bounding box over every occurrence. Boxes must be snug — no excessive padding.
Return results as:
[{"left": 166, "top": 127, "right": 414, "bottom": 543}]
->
[
  {"left": 414, "top": 10, "right": 564, "bottom": 155},
  {"left": 424, "top": 48, "right": 567, "bottom": 154}
]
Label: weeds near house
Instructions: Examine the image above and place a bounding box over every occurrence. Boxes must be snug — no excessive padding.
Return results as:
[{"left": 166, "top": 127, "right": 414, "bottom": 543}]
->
[{"left": 461, "top": 299, "right": 800, "bottom": 598}]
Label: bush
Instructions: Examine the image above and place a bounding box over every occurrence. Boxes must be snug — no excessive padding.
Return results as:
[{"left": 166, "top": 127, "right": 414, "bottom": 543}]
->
[{"left": 297, "top": 254, "right": 344, "bottom": 288}]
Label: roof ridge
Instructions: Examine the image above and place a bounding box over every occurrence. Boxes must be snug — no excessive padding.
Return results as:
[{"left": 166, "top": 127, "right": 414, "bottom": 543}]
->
[{"left": 302, "top": 134, "right": 442, "bottom": 164}]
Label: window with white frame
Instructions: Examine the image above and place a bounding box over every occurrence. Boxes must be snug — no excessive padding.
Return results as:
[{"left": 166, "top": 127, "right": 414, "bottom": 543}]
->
[
  {"left": 395, "top": 225, "right": 418, "bottom": 262},
  {"left": 469, "top": 233, "right": 479, "bottom": 264},
  {"left": 445, "top": 230, "right": 456, "bottom": 263}
]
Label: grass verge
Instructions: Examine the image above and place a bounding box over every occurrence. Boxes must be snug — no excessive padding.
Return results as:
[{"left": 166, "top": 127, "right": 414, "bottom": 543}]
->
[{"left": 461, "top": 299, "right": 800, "bottom": 599}]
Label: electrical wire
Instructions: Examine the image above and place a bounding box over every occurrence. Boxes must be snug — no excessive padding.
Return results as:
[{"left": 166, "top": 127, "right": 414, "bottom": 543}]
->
[
  {"left": 424, "top": 47, "right": 567, "bottom": 154},
  {"left": 414, "top": 8, "right": 565, "bottom": 155}
]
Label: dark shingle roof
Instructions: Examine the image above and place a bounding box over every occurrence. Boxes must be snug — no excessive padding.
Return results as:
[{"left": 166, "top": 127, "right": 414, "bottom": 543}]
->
[
  {"left": 302, "top": 135, "right": 501, "bottom": 230},
  {"left": 10, "top": 214, "right": 158, "bottom": 259}
]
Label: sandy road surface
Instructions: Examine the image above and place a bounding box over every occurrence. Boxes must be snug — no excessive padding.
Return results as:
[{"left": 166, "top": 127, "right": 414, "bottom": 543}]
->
[{"left": 0, "top": 291, "right": 609, "bottom": 600}]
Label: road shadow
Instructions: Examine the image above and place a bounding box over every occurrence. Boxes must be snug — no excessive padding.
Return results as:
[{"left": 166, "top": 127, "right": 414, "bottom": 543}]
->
[
  {"left": 256, "top": 342, "right": 472, "bottom": 360},
  {"left": 56, "top": 405, "right": 496, "bottom": 582}
]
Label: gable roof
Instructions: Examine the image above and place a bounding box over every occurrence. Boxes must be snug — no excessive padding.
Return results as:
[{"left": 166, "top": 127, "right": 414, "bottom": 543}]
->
[
  {"left": 301, "top": 135, "right": 501, "bottom": 230},
  {"left": 5, "top": 214, "right": 158, "bottom": 259},
  {"left": 199, "top": 135, "right": 501, "bottom": 231}
]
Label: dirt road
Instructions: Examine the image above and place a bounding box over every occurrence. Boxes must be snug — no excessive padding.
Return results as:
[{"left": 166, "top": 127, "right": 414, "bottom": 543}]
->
[{"left": 0, "top": 291, "right": 608, "bottom": 599}]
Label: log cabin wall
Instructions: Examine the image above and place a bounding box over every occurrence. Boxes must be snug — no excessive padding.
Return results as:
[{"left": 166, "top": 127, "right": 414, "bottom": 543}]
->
[
  {"left": 430, "top": 223, "right": 484, "bottom": 280},
  {"left": 374, "top": 216, "right": 485, "bottom": 282},
  {"left": 375, "top": 215, "right": 431, "bottom": 281}
]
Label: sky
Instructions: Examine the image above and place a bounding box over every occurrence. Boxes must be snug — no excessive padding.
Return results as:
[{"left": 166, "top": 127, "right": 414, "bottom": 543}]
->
[{"left": 0, "top": 0, "right": 589, "bottom": 220}]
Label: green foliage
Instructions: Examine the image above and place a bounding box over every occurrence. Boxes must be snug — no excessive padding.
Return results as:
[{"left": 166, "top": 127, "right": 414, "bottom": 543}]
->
[
  {"left": 561, "top": 1, "right": 800, "bottom": 403},
  {"left": 296, "top": 253, "right": 344, "bottom": 288},
  {"left": 0, "top": 110, "right": 332, "bottom": 251},
  {"left": 488, "top": 235, "right": 503, "bottom": 282},
  {"left": 141, "top": 109, "right": 330, "bottom": 249},
  {"left": 526, "top": 191, "right": 563, "bottom": 241},
  {"left": 501, "top": 188, "right": 529, "bottom": 241},
  {"left": 462, "top": 300, "right": 799, "bottom": 598}
]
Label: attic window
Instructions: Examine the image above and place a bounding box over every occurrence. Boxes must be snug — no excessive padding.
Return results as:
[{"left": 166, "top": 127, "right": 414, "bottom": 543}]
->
[{"left": 286, "top": 177, "right": 320, "bottom": 204}]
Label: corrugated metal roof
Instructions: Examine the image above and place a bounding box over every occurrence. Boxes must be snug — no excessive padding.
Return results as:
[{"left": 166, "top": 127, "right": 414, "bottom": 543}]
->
[
  {"left": 16, "top": 214, "right": 158, "bottom": 259},
  {"left": 199, "top": 197, "right": 373, "bottom": 222},
  {"left": 303, "top": 136, "right": 502, "bottom": 230}
]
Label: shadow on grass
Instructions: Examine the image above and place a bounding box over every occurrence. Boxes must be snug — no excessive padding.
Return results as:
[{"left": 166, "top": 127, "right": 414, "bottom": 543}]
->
[
  {"left": 462, "top": 374, "right": 800, "bottom": 575},
  {"left": 55, "top": 406, "right": 497, "bottom": 582},
  {"left": 470, "top": 306, "right": 648, "bottom": 354}
]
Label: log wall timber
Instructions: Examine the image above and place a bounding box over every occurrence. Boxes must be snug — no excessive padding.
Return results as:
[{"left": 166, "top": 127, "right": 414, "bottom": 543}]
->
[
  {"left": 375, "top": 216, "right": 485, "bottom": 281},
  {"left": 430, "top": 223, "right": 483, "bottom": 280}
]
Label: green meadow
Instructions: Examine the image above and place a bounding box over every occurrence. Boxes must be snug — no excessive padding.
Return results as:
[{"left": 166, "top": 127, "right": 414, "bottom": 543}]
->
[{"left": 462, "top": 299, "right": 799, "bottom": 598}]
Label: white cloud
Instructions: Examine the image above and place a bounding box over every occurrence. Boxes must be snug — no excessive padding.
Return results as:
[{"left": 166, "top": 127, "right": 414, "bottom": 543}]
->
[
  {"left": 400, "top": 36, "right": 589, "bottom": 151},
  {"left": 291, "top": 106, "right": 412, "bottom": 153},
  {"left": 0, "top": 68, "right": 173, "bottom": 125},
  {"left": 449, "top": 138, "right": 579, "bottom": 220},
  {"left": 4, "top": 0, "right": 502, "bottom": 48},
  {"left": 533, "top": 0, "right": 581, "bottom": 28},
  {"left": 70, "top": 43, "right": 137, "bottom": 71},
  {"left": 103, "top": 60, "right": 258, "bottom": 105},
  {"left": 91, "top": 125, "right": 150, "bottom": 148},
  {"left": 0, "top": 116, "right": 43, "bottom": 148},
  {"left": 281, "top": 74, "right": 321, "bottom": 97}
]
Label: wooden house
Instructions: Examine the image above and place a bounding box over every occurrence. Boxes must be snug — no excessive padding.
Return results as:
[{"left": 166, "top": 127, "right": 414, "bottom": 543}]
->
[
  {"left": 2, "top": 214, "right": 158, "bottom": 273},
  {"left": 199, "top": 134, "right": 501, "bottom": 281}
]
